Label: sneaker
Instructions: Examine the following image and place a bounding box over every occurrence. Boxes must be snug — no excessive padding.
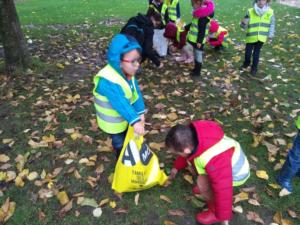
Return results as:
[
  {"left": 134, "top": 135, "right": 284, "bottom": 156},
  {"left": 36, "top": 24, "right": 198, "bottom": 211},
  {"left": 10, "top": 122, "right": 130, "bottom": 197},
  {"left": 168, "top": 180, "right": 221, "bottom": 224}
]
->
[
  {"left": 196, "top": 210, "right": 219, "bottom": 225},
  {"left": 250, "top": 68, "right": 257, "bottom": 76},
  {"left": 239, "top": 63, "right": 249, "bottom": 70}
]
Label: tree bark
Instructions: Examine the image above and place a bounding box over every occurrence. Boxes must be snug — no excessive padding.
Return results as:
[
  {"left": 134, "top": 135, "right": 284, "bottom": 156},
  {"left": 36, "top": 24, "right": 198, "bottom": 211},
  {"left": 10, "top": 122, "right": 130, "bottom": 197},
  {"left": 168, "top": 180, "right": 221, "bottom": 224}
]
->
[{"left": 0, "top": 0, "right": 31, "bottom": 74}]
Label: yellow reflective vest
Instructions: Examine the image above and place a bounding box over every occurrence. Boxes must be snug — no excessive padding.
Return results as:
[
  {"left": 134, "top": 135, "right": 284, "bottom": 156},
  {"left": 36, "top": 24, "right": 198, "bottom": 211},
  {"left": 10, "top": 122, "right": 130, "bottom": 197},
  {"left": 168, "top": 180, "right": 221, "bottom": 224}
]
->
[
  {"left": 194, "top": 136, "right": 250, "bottom": 186},
  {"left": 93, "top": 65, "right": 139, "bottom": 134},
  {"left": 187, "top": 17, "right": 210, "bottom": 44},
  {"left": 296, "top": 116, "right": 300, "bottom": 130},
  {"left": 161, "top": 0, "right": 179, "bottom": 23},
  {"left": 246, "top": 8, "right": 273, "bottom": 43},
  {"left": 210, "top": 26, "right": 228, "bottom": 47}
]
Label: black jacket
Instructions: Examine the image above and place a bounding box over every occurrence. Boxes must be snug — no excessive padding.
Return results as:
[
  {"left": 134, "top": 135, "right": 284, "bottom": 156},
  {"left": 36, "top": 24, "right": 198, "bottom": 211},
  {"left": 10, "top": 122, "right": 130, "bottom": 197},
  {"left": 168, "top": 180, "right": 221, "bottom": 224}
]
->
[{"left": 121, "top": 14, "right": 161, "bottom": 67}]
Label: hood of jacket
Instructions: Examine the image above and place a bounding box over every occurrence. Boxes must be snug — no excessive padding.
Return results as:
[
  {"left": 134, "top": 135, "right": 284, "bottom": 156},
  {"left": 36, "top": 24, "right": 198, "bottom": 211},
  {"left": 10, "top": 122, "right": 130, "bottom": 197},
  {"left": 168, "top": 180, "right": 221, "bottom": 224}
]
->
[
  {"left": 107, "top": 34, "right": 141, "bottom": 76},
  {"left": 209, "top": 20, "right": 219, "bottom": 33},
  {"left": 187, "top": 120, "right": 224, "bottom": 161}
]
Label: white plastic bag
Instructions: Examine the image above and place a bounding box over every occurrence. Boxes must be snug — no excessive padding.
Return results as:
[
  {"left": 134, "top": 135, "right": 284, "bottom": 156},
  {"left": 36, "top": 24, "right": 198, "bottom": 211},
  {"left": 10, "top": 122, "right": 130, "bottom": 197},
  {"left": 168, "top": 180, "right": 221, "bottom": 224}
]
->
[{"left": 153, "top": 29, "right": 169, "bottom": 57}]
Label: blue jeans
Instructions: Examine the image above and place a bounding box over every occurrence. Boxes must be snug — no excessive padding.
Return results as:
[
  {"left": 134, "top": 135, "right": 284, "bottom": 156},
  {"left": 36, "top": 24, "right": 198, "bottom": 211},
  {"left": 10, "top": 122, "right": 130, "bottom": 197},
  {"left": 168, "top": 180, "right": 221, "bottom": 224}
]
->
[
  {"left": 286, "top": 131, "right": 300, "bottom": 173},
  {"left": 110, "top": 129, "right": 127, "bottom": 158}
]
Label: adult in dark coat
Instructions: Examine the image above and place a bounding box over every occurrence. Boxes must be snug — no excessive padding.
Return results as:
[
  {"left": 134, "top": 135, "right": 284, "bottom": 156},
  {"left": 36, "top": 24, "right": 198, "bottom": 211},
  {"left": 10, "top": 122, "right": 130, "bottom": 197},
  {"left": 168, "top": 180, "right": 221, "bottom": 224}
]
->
[{"left": 121, "top": 11, "right": 163, "bottom": 68}]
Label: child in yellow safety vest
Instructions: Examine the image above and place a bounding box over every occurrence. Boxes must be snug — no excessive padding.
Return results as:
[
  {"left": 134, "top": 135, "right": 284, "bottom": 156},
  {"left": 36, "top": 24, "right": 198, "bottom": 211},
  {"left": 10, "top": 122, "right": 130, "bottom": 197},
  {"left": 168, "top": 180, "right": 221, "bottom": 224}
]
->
[
  {"left": 240, "top": 0, "right": 275, "bottom": 76},
  {"left": 93, "top": 34, "right": 146, "bottom": 159},
  {"left": 207, "top": 20, "right": 228, "bottom": 50},
  {"left": 187, "top": 0, "right": 214, "bottom": 77},
  {"left": 166, "top": 120, "right": 250, "bottom": 225}
]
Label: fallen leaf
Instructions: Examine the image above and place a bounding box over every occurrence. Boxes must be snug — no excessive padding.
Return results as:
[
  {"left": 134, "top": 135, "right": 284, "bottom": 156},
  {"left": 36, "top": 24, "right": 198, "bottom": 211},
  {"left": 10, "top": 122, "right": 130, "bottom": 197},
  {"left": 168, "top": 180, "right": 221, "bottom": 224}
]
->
[
  {"left": 78, "top": 198, "right": 98, "bottom": 208},
  {"left": 0, "top": 154, "right": 10, "bottom": 163},
  {"left": 183, "top": 174, "right": 193, "bottom": 184},
  {"left": 234, "top": 192, "right": 249, "bottom": 204},
  {"left": 99, "top": 198, "right": 110, "bottom": 207},
  {"left": 232, "top": 205, "right": 243, "bottom": 214},
  {"left": 164, "top": 221, "right": 177, "bottom": 225},
  {"left": 246, "top": 211, "right": 265, "bottom": 224},
  {"left": 59, "top": 199, "right": 73, "bottom": 217},
  {"left": 134, "top": 193, "right": 139, "bottom": 206},
  {"left": 168, "top": 209, "right": 185, "bottom": 217},
  {"left": 57, "top": 191, "right": 70, "bottom": 206},
  {"left": 109, "top": 201, "right": 117, "bottom": 209},
  {"left": 287, "top": 209, "right": 297, "bottom": 218},
  {"left": 279, "top": 188, "right": 292, "bottom": 197},
  {"left": 256, "top": 170, "right": 269, "bottom": 180},
  {"left": 160, "top": 195, "right": 172, "bottom": 203},
  {"left": 248, "top": 199, "right": 260, "bottom": 206}
]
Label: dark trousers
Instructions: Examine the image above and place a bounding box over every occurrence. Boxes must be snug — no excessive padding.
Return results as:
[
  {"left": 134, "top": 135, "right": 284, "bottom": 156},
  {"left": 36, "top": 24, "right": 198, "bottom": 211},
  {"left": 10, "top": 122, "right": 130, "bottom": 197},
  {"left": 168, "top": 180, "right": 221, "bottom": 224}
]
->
[
  {"left": 110, "top": 129, "right": 127, "bottom": 159},
  {"left": 244, "top": 41, "right": 264, "bottom": 70}
]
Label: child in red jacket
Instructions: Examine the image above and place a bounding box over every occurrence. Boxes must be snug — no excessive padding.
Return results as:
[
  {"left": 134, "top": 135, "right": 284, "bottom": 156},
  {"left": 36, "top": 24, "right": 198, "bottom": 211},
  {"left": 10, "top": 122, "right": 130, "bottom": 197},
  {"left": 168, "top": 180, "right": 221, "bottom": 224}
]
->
[
  {"left": 165, "top": 120, "right": 250, "bottom": 225},
  {"left": 207, "top": 20, "right": 229, "bottom": 50}
]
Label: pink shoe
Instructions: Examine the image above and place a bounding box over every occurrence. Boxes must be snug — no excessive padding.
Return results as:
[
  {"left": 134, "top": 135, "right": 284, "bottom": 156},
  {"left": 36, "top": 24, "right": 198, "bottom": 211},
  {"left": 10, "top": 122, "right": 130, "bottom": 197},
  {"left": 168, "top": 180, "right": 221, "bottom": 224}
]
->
[
  {"left": 175, "top": 56, "right": 187, "bottom": 62},
  {"left": 196, "top": 210, "right": 219, "bottom": 225},
  {"left": 183, "top": 57, "right": 194, "bottom": 63}
]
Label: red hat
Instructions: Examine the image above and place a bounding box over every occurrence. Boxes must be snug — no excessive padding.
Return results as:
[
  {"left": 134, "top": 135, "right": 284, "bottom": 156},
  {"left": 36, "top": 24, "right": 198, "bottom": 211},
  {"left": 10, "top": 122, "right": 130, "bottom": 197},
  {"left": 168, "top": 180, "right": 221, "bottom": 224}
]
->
[
  {"left": 209, "top": 20, "right": 219, "bottom": 33},
  {"left": 164, "top": 22, "right": 177, "bottom": 39}
]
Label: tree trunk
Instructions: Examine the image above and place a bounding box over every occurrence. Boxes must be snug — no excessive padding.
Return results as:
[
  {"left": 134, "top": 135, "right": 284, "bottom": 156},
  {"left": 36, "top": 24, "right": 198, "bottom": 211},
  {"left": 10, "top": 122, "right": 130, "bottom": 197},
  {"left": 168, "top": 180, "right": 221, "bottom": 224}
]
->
[{"left": 0, "top": 0, "right": 31, "bottom": 74}]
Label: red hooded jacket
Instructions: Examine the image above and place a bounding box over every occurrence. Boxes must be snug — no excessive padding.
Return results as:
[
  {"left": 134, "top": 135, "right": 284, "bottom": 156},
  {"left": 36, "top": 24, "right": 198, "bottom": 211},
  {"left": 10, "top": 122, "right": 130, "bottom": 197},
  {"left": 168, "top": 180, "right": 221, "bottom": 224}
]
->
[{"left": 173, "top": 120, "right": 234, "bottom": 221}]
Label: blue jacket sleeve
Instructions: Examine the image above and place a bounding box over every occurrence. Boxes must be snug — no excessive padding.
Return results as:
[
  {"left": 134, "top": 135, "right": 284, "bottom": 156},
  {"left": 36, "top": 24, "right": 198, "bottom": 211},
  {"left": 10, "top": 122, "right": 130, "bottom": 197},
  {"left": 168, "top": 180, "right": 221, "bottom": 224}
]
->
[
  {"left": 96, "top": 78, "right": 141, "bottom": 125},
  {"left": 132, "top": 78, "right": 145, "bottom": 115}
]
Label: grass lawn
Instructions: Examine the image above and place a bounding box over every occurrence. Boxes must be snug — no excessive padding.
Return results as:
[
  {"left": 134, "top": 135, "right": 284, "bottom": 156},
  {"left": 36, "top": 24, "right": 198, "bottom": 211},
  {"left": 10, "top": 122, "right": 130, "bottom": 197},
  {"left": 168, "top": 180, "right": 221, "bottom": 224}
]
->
[{"left": 0, "top": 0, "right": 299, "bottom": 224}]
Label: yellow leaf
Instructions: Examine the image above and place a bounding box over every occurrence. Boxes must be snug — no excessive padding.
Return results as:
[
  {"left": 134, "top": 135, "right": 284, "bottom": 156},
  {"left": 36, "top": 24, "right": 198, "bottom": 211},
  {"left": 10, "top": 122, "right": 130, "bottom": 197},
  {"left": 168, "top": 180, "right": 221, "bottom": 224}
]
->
[
  {"left": 5, "top": 171, "right": 16, "bottom": 182},
  {"left": 71, "top": 131, "right": 82, "bottom": 140},
  {"left": 0, "top": 154, "right": 10, "bottom": 163},
  {"left": 160, "top": 195, "right": 172, "bottom": 203},
  {"left": 164, "top": 220, "right": 177, "bottom": 225},
  {"left": 2, "top": 139, "right": 13, "bottom": 144},
  {"left": 42, "top": 134, "right": 56, "bottom": 143},
  {"left": 57, "top": 191, "right": 70, "bottom": 205},
  {"left": 0, "top": 172, "right": 7, "bottom": 181},
  {"left": 248, "top": 198, "right": 260, "bottom": 206},
  {"left": 268, "top": 183, "right": 281, "bottom": 189},
  {"left": 149, "top": 142, "right": 164, "bottom": 151},
  {"left": 0, "top": 198, "right": 16, "bottom": 223},
  {"left": 27, "top": 171, "right": 39, "bottom": 181},
  {"left": 56, "top": 63, "right": 65, "bottom": 69},
  {"left": 256, "top": 170, "right": 269, "bottom": 180},
  {"left": 99, "top": 198, "right": 110, "bottom": 207},
  {"left": 109, "top": 201, "right": 116, "bottom": 209},
  {"left": 234, "top": 192, "right": 249, "bottom": 204},
  {"left": 108, "top": 173, "right": 114, "bottom": 184},
  {"left": 15, "top": 176, "right": 25, "bottom": 187},
  {"left": 167, "top": 112, "right": 178, "bottom": 121},
  {"left": 183, "top": 174, "right": 193, "bottom": 184}
]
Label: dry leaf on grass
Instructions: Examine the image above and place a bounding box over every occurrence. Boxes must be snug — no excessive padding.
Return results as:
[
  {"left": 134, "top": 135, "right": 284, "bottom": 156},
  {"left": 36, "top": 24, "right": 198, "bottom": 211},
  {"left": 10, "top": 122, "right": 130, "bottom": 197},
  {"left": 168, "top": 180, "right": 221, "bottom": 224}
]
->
[
  {"left": 246, "top": 211, "right": 265, "bottom": 224},
  {"left": 160, "top": 195, "right": 172, "bottom": 203},
  {"left": 168, "top": 209, "right": 185, "bottom": 216}
]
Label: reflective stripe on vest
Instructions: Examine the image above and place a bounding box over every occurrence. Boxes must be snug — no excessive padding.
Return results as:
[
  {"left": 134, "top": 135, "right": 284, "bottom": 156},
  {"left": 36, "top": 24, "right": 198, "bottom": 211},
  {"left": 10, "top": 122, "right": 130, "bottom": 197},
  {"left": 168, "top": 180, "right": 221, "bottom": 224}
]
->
[
  {"left": 168, "top": 0, "right": 179, "bottom": 22},
  {"left": 296, "top": 116, "right": 300, "bottom": 130},
  {"left": 149, "top": 4, "right": 160, "bottom": 14},
  {"left": 188, "top": 17, "right": 210, "bottom": 44},
  {"left": 93, "top": 65, "right": 139, "bottom": 134},
  {"left": 246, "top": 8, "right": 273, "bottom": 43},
  {"left": 212, "top": 26, "right": 228, "bottom": 47},
  {"left": 161, "top": 3, "right": 168, "bottom": 25},
  {"left": 194, "top": 136, "right": 250, "bottom": 186}
]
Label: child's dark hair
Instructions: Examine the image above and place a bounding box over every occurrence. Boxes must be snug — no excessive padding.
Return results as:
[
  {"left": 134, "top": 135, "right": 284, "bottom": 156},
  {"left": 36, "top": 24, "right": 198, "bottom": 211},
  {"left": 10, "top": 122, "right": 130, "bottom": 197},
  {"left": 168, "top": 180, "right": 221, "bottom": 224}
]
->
[
  {"left": 165, "top": 124, "right": 196, "bottom": 152},
  {"left": 146, "top": 9, "right": 162, "bottom": 22}
]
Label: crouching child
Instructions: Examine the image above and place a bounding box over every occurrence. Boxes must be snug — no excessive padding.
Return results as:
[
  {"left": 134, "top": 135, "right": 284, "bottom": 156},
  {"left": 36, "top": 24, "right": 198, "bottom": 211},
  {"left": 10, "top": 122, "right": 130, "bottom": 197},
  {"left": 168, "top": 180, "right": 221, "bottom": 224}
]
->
[{"left": 165, "top": 120, "right": 250, "bottom": 225}]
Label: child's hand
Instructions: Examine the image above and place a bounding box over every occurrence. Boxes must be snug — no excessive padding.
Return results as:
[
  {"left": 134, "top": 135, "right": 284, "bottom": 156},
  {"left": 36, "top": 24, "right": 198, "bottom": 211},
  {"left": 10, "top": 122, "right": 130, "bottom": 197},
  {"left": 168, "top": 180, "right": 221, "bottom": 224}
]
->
[
  {"left": 133, "top": 121, "right": 145, "bottom": 135},
  {"left": 268, "top": 38, "right": 273, "bottom": 44},
  {"left": 196, "top": 43, "right": 202, "bottom": 49},
  {"left": 169, "top": 168, "right": 178, "bottom": 180},
  {"left": 140, "top": 114, "right": 145, "bottom": 123}
]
